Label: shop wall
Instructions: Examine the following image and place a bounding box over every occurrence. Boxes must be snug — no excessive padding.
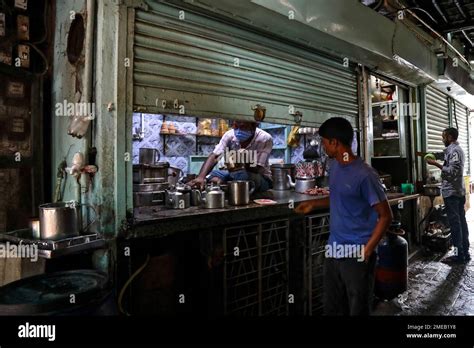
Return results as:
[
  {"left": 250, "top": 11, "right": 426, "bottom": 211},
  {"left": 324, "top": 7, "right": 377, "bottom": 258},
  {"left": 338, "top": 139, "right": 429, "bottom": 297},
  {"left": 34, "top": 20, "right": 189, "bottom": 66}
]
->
[
  {"left": 51, "top": 0, "right": 88, "bottom": 203},
  {"left": 52, "top": 0, "right": 128, "bottom": 237}
]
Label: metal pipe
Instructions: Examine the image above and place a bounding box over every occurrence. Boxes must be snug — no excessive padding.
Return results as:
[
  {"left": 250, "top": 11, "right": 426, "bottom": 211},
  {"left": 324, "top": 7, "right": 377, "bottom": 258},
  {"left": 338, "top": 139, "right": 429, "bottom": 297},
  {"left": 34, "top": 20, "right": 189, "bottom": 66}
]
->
[
  {"left": 81, "top": 0, "right": 95, "bottom": 209},
  {"left": 454, "top": 0, "right": 467, "bottom": 19},
  {"left": 361, "top": 67, "right": 371, "bottom": 162},
  {"left": 84, "top": 0, "right": 95, "bottom": 138},
  {"left": 431, "top": 0, "right": 448, "bottom": 24},
  {"left": 403, "top": 6, "right": 473, "bottom": 70},
  {"left": 462, "top": 30, "right": 474, "bottom": 47},
  {"left": 453, "top": 1, "right": 474, "bottom": 48}
]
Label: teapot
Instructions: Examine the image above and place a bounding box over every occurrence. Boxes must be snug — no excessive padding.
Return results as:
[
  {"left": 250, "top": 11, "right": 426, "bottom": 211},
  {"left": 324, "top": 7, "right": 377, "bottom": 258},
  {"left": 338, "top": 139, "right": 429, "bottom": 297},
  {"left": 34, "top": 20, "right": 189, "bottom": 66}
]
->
[{"left": 196, "top": 185, "right": 225, "bottom": 209}]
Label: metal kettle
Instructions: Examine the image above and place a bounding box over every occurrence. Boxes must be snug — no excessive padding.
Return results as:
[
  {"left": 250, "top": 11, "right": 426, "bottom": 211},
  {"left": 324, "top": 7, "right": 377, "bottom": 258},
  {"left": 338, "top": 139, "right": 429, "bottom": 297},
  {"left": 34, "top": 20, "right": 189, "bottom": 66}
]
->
[
  {"left": 288, "top": 175, "right": 316, "bottom": 194},
  {"left": 200, "top": 186, "right": 225, "bottom": 209},
  {"left": 192, "top": 186, "right": 225, "bottom": 209},
  {"left": 165, "top": 184, "right": 191, "bottom": 209}
]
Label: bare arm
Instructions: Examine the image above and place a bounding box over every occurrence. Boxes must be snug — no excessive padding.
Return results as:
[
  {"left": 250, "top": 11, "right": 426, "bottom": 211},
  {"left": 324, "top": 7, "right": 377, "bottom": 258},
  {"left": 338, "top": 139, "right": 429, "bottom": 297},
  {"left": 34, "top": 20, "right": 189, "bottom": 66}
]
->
[
  {"left": 197, "top": 153, "right": 219, "bottom": 180},
  {"left": 188, "top": 153, "right": 220, "bottom": 189},
  {"left": 295, "top": 196, "right": 330, "bottom": 214},
  {"left": 364, "top": 200, "right": 393, "bottom": 261}
]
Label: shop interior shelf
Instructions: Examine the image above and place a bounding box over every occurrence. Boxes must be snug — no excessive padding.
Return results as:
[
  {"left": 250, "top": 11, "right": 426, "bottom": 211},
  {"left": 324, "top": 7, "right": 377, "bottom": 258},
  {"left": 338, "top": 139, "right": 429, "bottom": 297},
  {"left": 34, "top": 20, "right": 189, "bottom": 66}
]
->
[{"left": 160, "top": 132, "right": 221, "bottom": 138}]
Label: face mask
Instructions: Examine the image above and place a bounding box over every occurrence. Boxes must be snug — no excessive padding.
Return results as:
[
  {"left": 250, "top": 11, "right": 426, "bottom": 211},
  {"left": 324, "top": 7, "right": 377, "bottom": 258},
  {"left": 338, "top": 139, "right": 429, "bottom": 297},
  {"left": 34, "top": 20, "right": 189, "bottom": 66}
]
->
[{"left": 235, "top": 129, "right": 253, "bottom": 142}]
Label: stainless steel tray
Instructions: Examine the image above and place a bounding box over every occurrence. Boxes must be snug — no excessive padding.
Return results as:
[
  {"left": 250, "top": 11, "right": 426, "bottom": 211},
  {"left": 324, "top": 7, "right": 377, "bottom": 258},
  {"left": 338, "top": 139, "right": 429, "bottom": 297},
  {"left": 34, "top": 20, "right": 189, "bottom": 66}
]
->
[{"left": 0, "top": 229, "right": 106, "bottom": 259}]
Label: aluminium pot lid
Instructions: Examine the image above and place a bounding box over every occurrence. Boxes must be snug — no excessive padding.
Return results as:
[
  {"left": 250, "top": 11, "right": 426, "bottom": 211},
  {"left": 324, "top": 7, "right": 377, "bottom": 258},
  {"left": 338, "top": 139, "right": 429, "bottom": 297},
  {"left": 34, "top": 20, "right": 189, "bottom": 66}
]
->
[{"left": 0, "top": 270, "right": 109, "bottom": 315}]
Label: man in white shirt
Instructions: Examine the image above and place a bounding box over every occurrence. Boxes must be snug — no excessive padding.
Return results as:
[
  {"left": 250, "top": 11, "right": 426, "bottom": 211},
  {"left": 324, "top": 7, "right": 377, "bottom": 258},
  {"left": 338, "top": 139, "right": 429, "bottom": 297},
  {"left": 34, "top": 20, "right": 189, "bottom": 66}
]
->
[{"left": 188, "top": 121, "right": 273, "bottom": 192}]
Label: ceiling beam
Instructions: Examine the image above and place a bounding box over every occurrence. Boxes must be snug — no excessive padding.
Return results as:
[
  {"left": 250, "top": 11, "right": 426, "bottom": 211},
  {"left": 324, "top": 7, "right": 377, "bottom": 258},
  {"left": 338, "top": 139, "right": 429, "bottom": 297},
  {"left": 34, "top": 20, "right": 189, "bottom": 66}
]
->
[
  {"left": 431, "top": 0, "right": 449, "bottom": 24},
  {"left": 442, "top": 21, "right": 474, "bottom": 33}
]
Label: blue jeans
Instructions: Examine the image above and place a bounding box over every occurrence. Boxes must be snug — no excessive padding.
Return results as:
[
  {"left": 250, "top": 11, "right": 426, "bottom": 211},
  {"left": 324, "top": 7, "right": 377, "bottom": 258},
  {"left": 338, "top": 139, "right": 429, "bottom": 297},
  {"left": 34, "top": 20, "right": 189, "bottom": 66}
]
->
[
  {"left": 444, "top": 195, "right": 470, "bottom": 260},
  {"left": 208, "top": 169, "right": 272, "bottom": 192}
]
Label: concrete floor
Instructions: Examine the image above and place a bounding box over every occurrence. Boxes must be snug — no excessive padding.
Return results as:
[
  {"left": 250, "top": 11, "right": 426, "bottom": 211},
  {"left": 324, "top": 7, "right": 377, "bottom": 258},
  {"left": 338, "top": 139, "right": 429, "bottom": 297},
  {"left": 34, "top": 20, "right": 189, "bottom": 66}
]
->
[{"left": 373, "top": 196, "right": 474, "bottom": 316}]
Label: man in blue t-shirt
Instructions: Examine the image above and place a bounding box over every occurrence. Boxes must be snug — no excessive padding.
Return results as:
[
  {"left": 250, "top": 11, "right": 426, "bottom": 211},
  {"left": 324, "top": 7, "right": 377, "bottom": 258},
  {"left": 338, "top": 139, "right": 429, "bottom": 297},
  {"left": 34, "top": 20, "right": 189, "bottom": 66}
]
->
[{"left": 296, "top": 117, "right": 392, "bottom": 315}]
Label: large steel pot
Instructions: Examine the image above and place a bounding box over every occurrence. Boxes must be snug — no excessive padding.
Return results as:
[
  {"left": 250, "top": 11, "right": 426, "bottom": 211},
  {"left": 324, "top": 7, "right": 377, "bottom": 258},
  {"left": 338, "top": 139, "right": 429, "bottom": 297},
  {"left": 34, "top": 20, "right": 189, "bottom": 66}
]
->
[
  {"left": 39, "top": 202, "right": 97, "bottom": 240},
  {"left": 133, "top": 191, "right": 165, "bottom": 207},
  {"left": 133, "top": 163, "right": 169, "bottom": 184}
]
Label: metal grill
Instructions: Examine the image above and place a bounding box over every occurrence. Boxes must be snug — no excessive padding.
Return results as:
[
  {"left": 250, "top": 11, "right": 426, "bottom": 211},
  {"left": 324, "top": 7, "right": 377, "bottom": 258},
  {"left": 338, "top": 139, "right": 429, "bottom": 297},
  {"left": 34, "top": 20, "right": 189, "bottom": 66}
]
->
[
  {"left": 223, "top": 219, "right": 289, "bottom": 316},
  {"left": 307, "top": 213, "right": 330, "bottom": 316}
]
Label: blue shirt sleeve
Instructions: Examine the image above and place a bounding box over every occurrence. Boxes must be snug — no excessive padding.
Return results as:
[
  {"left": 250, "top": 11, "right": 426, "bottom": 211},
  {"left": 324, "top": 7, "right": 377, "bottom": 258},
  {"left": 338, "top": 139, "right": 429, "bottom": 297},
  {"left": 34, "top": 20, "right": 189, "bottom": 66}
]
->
[
  {"left": 361, "top": 171, "right": 387, "bottom": 207},
  {"left": 441, "top": 148, "right": 462, "bottom": 179}
]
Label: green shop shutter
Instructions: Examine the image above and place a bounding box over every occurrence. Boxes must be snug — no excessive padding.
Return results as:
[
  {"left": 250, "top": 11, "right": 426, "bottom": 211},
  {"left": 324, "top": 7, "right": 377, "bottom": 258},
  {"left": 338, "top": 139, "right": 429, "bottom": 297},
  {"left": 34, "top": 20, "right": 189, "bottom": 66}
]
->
[
  {"left": 452, "top": 100, "right": 470, "bottom": 175},
  {"left": 425, "top": 85, "right": 450, "bottom": 154},
  {"left": 132, "top": 1, "right": 359, "bottom": 126}
]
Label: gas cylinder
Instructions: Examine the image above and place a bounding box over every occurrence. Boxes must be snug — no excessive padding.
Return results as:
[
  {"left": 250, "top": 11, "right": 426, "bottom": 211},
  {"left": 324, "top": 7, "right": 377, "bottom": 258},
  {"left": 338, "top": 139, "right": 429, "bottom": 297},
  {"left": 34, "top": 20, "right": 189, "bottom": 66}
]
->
[{"left": 374, "top": 222, "right": 408, "bottom": 300}]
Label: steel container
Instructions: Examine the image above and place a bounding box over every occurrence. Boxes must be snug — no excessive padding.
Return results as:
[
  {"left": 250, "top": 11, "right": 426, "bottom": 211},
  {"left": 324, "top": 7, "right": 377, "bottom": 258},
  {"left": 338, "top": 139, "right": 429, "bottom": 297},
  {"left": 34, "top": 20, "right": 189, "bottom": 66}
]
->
[
  {"left": 39, "top": 202, "right": 81, "bottom": 240},
  {"left": 228, "top": 181, "right": 255, "bottom": 206},
  {"left": 139, "top": 148, "right": 160, "bottom": 165},
  {"left": 133, "top": 163, "right": 170, "bottom": 184}
]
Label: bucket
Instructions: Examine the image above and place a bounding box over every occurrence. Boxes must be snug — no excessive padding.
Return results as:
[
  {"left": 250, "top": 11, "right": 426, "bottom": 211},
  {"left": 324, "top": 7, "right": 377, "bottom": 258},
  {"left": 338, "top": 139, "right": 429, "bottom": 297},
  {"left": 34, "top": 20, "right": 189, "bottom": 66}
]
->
[{"left": 401, "top": 183, "right": 414, "bottom": 195}]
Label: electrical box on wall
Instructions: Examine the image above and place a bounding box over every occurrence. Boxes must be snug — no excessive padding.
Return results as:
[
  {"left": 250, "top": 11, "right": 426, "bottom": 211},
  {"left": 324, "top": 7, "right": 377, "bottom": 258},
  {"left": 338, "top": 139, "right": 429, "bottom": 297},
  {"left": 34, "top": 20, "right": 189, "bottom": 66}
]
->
[
  {"left": 16, "top": 14, "right": 29, "bottom": 40},
  {"left": 0, "top": 0, "right": 45, "bottom": 73},
  {"left": 0, "top": 0, "right": 43, "bottom": 233},
  {"left": 14, "top": 0, "right": 27, "bottom": 11},
  {"left": 0, "top": 70, "right": 41, "bottom": 232},
  {"left": 2, "top": 78, "right": 32, "bottom": 153},
  {"left": 0, "top": 13, "right": 5, "bottom": 37},
  {"left": 0, "top": 45, "right": 12, "bottom": 65},
  {"left": 17, "top": 44, "right": 29, "bottom": 68}
]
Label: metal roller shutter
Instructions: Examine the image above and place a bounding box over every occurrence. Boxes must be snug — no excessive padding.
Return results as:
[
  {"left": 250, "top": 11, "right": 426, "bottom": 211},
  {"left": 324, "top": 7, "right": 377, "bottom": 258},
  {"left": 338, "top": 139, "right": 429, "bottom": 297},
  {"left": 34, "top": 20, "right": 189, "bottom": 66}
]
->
[
  {"left": 425, "top": 85, "right": 450, "bottom": 154},
  {"left": 132, "top": 1, "right": 359, "bottom": 126},
  {"left": 452, "top": 100, "right": 470, "bottom": 175}
]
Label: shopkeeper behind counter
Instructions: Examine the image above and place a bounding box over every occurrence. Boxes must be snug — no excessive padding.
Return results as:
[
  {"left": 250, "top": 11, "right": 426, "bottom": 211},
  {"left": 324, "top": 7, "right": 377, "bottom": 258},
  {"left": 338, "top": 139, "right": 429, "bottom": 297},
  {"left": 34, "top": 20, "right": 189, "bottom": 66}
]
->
[{"left": 188, "top": 121, "right": 274, "bottom": 192}]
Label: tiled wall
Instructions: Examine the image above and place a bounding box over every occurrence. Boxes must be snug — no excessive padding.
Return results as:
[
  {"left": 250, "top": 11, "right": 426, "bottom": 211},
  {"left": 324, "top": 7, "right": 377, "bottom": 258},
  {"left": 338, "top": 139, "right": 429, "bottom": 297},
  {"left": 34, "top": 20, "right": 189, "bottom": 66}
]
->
[{"left": 132, "top": 113, "right": 313, "bottom": 175}]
